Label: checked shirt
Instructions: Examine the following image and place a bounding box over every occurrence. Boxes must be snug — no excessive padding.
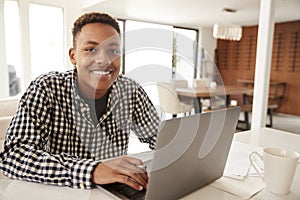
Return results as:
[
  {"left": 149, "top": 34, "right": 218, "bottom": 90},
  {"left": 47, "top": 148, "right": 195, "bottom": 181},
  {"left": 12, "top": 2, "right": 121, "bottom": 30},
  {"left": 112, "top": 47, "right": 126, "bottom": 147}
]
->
[{"left": 0, "top": 69, "right": 160, "bottom": 189}]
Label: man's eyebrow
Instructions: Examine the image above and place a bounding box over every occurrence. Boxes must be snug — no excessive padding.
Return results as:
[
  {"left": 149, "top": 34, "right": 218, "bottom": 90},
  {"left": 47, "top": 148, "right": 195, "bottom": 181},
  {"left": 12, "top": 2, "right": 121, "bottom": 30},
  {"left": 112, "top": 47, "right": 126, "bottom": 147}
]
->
[
  {"left": 83, "top": 41, "right": 120, "bottom": 47},
  {"left": 84, "top": 41, "right": 99, "bottom": 46},
  {"left": 108, "top": 42, "right": 120, "bottom": 47}
]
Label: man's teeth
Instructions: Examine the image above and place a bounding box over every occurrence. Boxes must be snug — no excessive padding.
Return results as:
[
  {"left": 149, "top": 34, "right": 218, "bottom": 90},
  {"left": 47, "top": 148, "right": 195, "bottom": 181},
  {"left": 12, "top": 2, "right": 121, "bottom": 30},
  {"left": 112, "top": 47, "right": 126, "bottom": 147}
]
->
[{"left": 92, "top": 71, "right": 110, "bottom": 75}]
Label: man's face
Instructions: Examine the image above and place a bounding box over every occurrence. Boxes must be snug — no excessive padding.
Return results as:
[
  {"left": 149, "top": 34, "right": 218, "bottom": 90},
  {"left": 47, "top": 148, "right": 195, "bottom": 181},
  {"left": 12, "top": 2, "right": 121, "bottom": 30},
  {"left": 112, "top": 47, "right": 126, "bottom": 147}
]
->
[{"left": 69, "top": 23, "right": 121, "bottom": 99}]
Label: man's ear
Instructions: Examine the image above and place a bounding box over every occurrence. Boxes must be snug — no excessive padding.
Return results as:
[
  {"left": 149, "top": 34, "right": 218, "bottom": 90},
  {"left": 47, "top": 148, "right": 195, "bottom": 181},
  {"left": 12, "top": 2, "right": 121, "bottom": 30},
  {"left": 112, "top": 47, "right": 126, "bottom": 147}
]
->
[{"left": 69, "top": 48, "right": 76, "bottom": 65}]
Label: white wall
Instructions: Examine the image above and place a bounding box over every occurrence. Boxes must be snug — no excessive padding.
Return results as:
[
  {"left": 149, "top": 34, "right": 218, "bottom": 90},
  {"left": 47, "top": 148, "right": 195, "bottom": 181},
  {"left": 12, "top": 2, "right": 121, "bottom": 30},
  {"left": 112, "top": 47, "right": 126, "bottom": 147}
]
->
[
  {"left": 81, "top": 0, "right": 108, "bottom": 10},
  {"left": 196, "top": 27, "right": 217, "bottom": 80},
  {"left": 64, "top": 0, "right": 84, "bottom": 69},
  {"left": 0, "top": 0, "right": 9, "bottom": 98},
  {"left": 198, "top": 27, "right": 216, "bottom": 64}
]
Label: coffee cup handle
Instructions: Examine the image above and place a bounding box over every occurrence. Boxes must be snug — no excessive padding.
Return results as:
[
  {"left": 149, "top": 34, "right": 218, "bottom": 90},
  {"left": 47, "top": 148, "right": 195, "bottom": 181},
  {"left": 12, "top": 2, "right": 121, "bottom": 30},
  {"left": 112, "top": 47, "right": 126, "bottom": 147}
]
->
[{"left": 249, "top": 151, "right": 264, "bottom": 180}]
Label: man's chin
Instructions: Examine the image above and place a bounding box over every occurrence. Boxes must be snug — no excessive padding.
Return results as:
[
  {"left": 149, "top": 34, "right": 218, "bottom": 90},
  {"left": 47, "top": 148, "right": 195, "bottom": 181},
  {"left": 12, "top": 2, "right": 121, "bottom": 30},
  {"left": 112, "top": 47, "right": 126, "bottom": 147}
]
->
[{"left": 95, "top": 83, "right": 113, "bottom": 92}]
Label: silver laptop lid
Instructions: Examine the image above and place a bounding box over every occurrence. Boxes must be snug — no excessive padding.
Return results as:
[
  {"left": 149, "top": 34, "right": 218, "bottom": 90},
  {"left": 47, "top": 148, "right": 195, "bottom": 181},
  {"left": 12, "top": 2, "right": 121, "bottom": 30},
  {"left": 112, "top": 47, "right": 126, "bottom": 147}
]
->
[{"left": 145, "top": 107, "right": 240, "bottom": 200}]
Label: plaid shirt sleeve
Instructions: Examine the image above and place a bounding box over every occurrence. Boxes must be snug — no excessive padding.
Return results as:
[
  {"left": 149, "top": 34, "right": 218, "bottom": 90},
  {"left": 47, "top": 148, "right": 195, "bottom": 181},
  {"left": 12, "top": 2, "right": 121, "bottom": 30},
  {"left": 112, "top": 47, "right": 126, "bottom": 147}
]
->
[
  {"left": 131, "top": 84, "right": 160, "bottom": 150},
  {"left": 0, "top": 79, "right": 99, "bottom": 189}
]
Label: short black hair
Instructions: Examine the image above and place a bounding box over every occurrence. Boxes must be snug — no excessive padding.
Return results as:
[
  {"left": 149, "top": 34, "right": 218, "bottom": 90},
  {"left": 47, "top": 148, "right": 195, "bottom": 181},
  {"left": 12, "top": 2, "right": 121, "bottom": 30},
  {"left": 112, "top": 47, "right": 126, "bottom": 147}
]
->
[{"left": 72, "top": 12, "right": 120, "bottom": 47}]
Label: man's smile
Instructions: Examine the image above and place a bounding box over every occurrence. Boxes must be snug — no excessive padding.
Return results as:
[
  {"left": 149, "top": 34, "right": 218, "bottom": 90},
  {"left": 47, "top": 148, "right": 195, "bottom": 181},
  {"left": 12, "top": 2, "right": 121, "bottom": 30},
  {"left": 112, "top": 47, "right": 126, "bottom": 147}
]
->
[{"left": 90, "top": 69, "right": 114, "bottom": 77}]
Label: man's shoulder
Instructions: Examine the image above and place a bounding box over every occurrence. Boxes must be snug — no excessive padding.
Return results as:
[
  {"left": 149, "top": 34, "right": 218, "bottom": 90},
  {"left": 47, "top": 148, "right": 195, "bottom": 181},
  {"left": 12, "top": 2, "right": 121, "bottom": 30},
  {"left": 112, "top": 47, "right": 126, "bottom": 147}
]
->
[
  {"left": 33, "top": 70, "right": 73, "bottom": 85},
  {"left": 115, "top": 74, "right": 141, "bottom": 88}
]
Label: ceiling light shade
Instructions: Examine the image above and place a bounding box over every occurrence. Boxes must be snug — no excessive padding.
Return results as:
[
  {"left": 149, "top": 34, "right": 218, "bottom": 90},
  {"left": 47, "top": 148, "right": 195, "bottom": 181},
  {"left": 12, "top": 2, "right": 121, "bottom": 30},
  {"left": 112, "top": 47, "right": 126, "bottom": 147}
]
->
[{"left": 213, "top": 23, "right": 242, "bottom": 41}]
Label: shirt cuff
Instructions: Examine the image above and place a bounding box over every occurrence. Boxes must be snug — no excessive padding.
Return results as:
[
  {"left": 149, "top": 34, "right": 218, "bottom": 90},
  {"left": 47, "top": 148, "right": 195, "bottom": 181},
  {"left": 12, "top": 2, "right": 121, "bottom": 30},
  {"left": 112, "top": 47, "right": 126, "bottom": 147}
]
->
[{"left": 70, "top": 159, "right": 100, "bottom": 189}]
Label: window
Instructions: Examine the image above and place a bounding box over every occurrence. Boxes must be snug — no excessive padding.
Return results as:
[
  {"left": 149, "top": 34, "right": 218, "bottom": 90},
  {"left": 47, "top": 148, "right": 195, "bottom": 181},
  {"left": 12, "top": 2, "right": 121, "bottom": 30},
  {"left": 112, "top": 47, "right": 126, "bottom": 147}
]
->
[
  {"left": 122, "top": 20, "right": 198, "bottom": 86},
  {"left": 173, "top": 27, "right": 198, "bottom": 87},
  {"left": 4, "top": 0, "right": 21, "bottom": 96},
  {"left": 124, "top": 20, "right": 173, "bottom": 84},
  {"left": 29, "top": 4, "right": 63, "bottom": 78}
]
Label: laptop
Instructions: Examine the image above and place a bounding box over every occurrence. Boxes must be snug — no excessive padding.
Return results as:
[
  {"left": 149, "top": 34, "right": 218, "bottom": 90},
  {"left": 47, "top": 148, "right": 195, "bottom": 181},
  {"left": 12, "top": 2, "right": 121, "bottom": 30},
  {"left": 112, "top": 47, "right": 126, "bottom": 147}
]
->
[{"left": 100, "top": 107, "right": 240, "bottom": 200}]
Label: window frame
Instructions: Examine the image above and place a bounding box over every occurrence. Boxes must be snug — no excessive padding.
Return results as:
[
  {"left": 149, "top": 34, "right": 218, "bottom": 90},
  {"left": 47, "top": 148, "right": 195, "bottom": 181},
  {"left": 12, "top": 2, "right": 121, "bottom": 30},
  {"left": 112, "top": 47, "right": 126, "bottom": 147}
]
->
[
  {"left": 0, "top": 0, "right": 75, "bottom": 99},
  {"left": 119, "top": 19, "right": 199, "bottom": 83}
]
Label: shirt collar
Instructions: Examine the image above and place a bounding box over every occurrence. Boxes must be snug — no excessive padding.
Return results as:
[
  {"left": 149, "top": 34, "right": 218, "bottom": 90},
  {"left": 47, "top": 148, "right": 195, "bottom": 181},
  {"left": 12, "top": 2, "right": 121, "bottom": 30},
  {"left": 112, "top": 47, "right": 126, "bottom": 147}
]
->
[{"left": 71, "top": 68, "right": 124, "bottom": 122}]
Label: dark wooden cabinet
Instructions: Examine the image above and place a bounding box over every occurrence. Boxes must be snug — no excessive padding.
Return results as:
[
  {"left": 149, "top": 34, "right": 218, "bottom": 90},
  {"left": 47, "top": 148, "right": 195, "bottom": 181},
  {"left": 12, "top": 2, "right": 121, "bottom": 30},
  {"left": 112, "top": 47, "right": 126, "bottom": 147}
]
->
[{"left": 216, "top": 21, "right": 300, "bottom": 116}]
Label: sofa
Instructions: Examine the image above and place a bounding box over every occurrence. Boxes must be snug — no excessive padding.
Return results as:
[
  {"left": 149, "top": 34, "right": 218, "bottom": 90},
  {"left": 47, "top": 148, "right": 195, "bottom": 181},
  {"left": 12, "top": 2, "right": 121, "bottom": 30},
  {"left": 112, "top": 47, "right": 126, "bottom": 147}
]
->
[
  {"left": 0, "top": 97, "right": 19, "bottom": 179},
  {"left": 0, "top": 97, "right": 20, "bottom": 151}
]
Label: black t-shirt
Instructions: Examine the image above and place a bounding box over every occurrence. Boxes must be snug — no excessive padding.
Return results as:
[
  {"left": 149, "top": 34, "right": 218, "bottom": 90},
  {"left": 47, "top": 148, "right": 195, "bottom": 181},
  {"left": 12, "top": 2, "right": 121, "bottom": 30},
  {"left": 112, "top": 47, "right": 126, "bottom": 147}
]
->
[{"left": 80, "top": 91, "right": 110, "bottom": 125}]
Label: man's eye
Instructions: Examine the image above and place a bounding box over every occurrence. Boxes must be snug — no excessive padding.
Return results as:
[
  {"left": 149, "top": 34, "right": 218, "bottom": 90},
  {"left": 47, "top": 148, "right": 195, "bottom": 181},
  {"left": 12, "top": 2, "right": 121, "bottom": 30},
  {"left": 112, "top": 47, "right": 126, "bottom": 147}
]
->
[
  {"left": 108, "top": 49, "right": 120, "bottom": 55},
  {"left": 86, "top": 48, "right": 96, "bottom": 53}
]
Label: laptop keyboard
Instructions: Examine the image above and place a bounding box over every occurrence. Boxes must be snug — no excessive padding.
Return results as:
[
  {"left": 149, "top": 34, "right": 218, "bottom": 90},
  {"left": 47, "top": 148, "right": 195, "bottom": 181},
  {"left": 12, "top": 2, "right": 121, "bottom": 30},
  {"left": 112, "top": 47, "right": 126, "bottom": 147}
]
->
[
  {"left": 118, "top": 185, "right": 146, "bottom": 200},
  {"left": 102, "top": 183, "right": 146, "bottom": 200}
]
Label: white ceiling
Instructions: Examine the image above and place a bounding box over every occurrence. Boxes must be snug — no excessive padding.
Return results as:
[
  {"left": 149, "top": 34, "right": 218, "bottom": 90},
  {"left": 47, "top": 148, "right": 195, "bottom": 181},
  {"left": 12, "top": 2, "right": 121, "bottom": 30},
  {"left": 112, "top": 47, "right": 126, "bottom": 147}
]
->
[{"left": 84, "top": 0, "right": 300, "bottom": 28}]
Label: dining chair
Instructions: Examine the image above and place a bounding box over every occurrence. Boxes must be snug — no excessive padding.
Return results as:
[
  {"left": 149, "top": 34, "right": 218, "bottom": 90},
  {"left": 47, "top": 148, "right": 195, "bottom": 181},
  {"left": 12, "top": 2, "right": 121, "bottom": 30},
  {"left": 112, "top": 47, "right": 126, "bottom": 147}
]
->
[
  {"left": 193, "top": 78, "right": 207, "bottom": 88},
  {"left": 171, "top": 79, "right": 195, "bottom": 107},
  {"left": 193, "top": 78, "right": 226, "bottom": 111},
  {"left": 237, "top": 81, "right": 287, "bottom": 130},
  {"left": 171, "top": 79, "right": 188, "bottom": 88},
  {"left": 142, "top": 82, "right": 193, "bottom": 119}
]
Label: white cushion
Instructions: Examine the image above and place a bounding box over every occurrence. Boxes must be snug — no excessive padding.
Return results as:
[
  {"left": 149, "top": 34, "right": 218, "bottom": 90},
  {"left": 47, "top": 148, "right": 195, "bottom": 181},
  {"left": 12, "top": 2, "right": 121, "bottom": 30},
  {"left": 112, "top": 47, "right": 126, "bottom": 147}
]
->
[
  {"left": 0, "top": 98, "right": 19, "bottom": 117},
  {"left": 0, "top": 98, "right": 19, "bottom": 166},
  {"left": 0, "top": 116, "right": 12, "bottom": 139}
]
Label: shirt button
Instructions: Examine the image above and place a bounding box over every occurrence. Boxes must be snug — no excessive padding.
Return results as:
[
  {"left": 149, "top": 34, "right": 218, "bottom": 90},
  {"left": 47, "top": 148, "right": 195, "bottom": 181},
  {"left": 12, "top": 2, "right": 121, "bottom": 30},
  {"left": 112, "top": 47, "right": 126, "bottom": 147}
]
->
[{"left": 79, "top": 182, "right": 85, "bottom": 189}]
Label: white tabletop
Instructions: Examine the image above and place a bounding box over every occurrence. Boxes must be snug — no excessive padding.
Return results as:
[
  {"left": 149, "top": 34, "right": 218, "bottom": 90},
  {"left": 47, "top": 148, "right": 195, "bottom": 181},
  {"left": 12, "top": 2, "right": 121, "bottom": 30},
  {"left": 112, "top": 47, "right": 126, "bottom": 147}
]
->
[
  {"left": 183, "top": 128, "right": 300, "bottom": 200},
  {"left": 1, "top": 128, "right": 300, "bottom": 200}
]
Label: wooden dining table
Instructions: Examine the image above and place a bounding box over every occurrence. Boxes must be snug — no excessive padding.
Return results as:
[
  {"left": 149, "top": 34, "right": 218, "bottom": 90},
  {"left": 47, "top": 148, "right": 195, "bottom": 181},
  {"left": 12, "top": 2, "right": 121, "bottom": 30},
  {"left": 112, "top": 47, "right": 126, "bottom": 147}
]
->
[{"left": 176, "top": 85, "right": 253, "bottom": 113}]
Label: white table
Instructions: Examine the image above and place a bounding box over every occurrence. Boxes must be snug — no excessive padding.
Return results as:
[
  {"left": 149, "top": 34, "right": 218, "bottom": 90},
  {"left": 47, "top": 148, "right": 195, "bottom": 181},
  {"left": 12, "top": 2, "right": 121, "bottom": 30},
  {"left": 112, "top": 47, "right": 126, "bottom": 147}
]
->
[
  {"left": 1, "top": 128, "right": 300, "bottom": 200},
  {"left": 183, "top": 128, "right": 300, "bottom": 200}
]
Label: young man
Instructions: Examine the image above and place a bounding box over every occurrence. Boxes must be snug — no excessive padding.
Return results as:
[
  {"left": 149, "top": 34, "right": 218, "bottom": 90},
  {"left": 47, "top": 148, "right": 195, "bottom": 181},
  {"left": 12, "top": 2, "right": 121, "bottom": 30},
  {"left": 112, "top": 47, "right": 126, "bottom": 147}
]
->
[{"left": 0, "top": 12, "right": 160, "bottom": 191}]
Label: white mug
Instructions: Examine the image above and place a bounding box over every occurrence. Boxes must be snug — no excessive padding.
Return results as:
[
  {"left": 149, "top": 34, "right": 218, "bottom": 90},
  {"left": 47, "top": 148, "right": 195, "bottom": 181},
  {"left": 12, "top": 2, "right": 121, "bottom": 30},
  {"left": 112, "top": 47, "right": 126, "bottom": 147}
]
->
[{"left": 249, "top": 147, "right": 300, "bottom": 194}]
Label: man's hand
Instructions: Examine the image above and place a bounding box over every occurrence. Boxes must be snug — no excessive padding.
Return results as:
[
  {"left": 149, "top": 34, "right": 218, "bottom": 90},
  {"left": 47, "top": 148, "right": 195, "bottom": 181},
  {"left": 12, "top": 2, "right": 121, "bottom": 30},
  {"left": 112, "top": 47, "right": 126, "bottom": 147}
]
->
[{"left": 92, "top": 156, "right": 148, "bottom": 190}]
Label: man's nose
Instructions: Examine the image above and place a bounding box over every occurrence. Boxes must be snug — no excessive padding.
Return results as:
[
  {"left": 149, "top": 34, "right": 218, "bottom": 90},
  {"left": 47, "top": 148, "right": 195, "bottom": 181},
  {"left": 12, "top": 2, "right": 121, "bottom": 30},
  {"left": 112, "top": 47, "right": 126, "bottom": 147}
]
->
[{"left": 95, "top": 50, "right": 111, "bottom": 67}]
